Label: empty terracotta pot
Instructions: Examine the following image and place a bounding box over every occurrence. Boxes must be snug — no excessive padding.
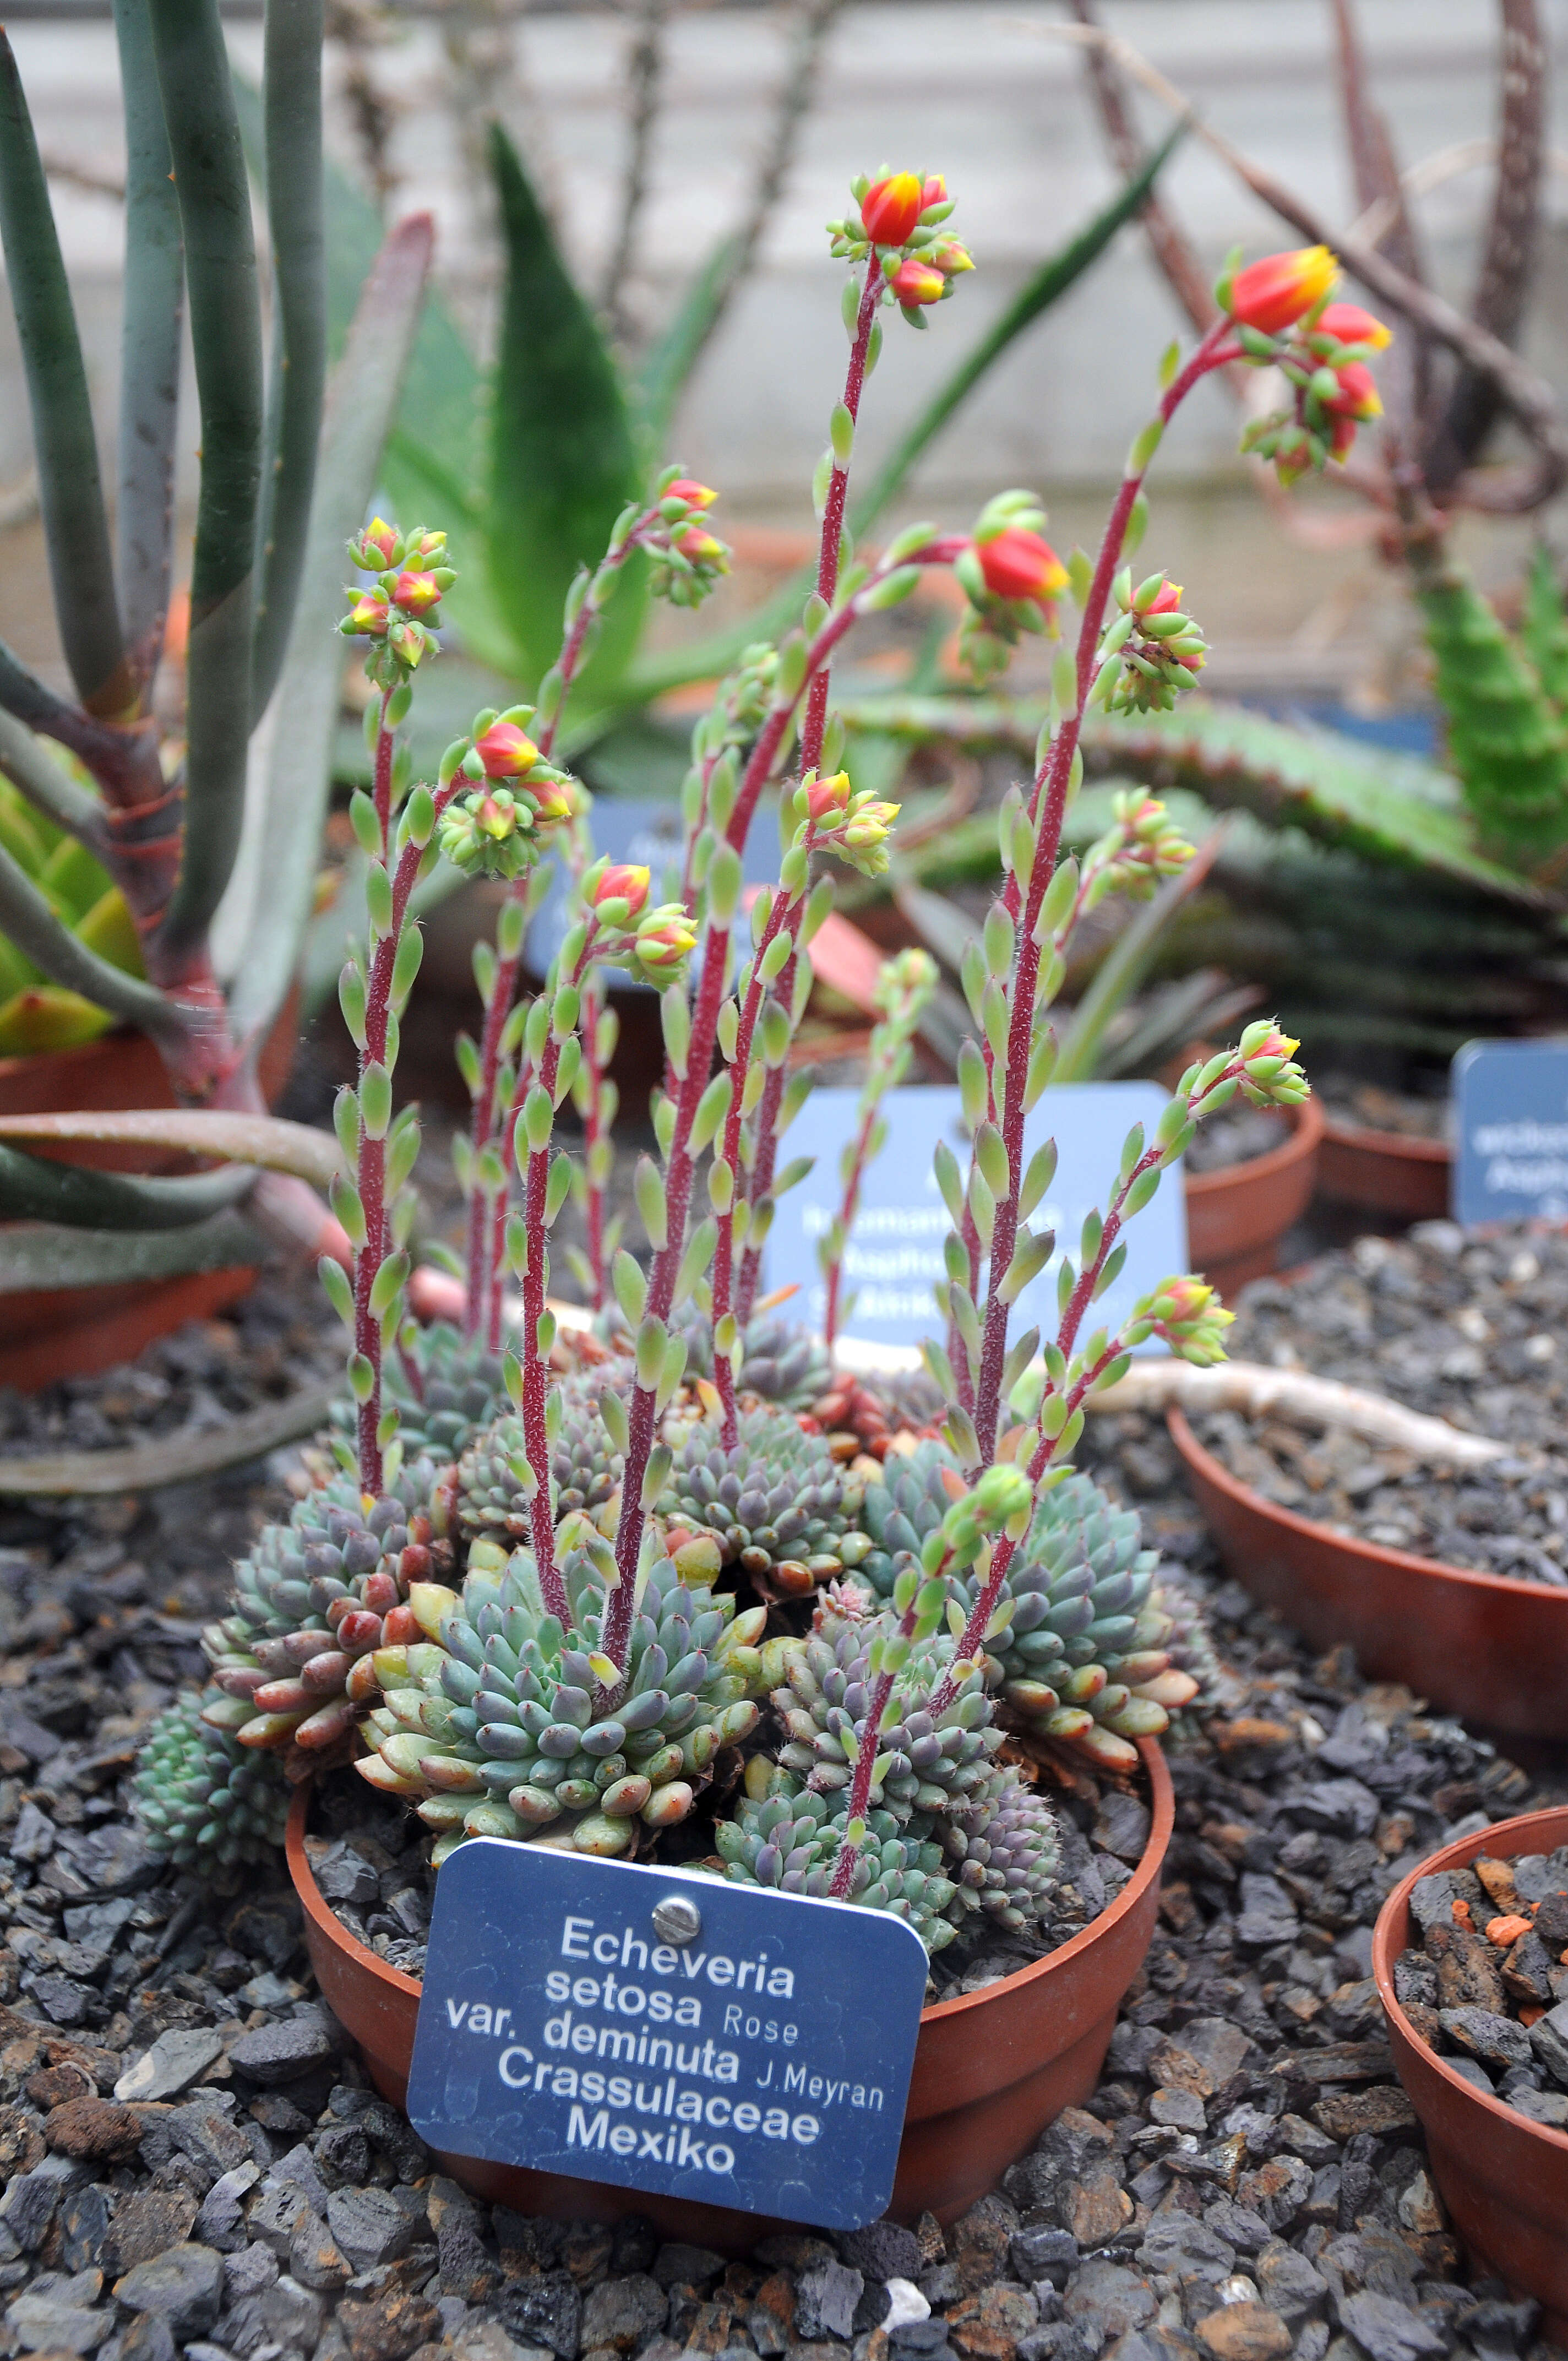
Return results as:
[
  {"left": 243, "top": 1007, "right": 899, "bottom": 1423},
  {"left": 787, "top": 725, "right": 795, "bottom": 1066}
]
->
[
  {"left": 1168, "top": 1410, "right": 1568, "bottom": 1742},
  {"left": 0, "top": 1008, "right": 297, "bottom": 1389},
  {"left": 1317, "top": 1114, "right": 1450, "bottom": 1221},
  {"left": 1373, "top": 1804, "right": 1568, "bottom": 2338},
  {"left": 288, "top": 1739, "right": 1173, "bottom": 2246},
  {"left": 1184, "top": 1096, "right": 1324, "bottom": 1299}
]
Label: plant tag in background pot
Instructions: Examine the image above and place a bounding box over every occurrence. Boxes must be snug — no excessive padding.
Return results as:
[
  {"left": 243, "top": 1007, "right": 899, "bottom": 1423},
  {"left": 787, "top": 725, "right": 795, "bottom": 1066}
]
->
[
  {"left": 1453, "top": 1040, "right": 1568, "bottom": 1227},
  {"left": 407, "top": 1843, "right": 927, "bottom": 2227},
  {"left": 766, "top": 1081, "right": 1187, "bottom": 1349}
]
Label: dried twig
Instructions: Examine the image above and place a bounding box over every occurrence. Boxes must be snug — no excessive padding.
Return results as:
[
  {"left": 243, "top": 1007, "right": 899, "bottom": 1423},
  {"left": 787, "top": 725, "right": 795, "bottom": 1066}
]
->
[
  {"left": 832, "top": 1337, "right": 1507, "bottom": 1468},
  {"left": 0, "top": 1383, "right": 338, "bottom": 1495},
  {"left": 600, "top": 0, "right": 672, "bottom": 333},
  {"left": 1021, "top": 14, "right": 1567, "bottom": 514}
]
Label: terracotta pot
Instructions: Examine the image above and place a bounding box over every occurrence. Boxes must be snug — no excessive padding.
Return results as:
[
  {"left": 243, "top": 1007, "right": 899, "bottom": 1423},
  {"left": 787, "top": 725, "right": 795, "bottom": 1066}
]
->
[
  {"left": 0, "top": 1007, "right": 298, "bottom": 1390},
  {"left": 1184, "top": 1096, "right": 1324, "bottom": 1298},
  {"left": 1168, "top": 1408, "right": 1568, "bottom": 1741},
  {"left": 1373, "top": 1804, "right": 1568, "bottom": 2337},
  {"left": 287, "top": 1739, "right": 1173, "bottom": 2245},
  {"left": 1317, "top": 1113, "right": 1450, "bottom": 1221}
]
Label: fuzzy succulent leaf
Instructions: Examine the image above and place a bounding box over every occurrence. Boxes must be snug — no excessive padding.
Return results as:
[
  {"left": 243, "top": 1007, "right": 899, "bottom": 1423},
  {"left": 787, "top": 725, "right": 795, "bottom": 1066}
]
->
[{"left": 657, "top": 1405, "right": 860, "bottom": 1596}]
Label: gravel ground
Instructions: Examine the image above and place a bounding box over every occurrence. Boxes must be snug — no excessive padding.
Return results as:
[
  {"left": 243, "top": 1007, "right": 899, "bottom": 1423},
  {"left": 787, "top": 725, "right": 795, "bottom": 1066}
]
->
[
  {"left": 3, "top": 1267, "right": 1568, "bottom": 2361},
  {"left": 1188, "top": 1223, "right": 1568, "bottom": 1583}
]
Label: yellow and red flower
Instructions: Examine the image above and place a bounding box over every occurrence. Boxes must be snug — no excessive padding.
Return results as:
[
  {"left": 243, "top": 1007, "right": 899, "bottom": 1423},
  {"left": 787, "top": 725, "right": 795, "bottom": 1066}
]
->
[
  {"left": 859, "top": 172, "right": 924, "bottom": 247},
  {"left": 1316, "top": 301, "right": 1392, "bottom": 352},
  {"left": 590, "top": 863, "right": 651, "bottom": 918},
  {"left": 975, "top": 526, "right": 1068, "bottom": 607},
  {"left": 1227, "top": 244, "right": 1338, "bottom": 336},
  {"left": 889, "top": 256, "right": 947, "bottom": 308},
  {"left": 473, "top": 719, "right": 541, "bottom": 777}
]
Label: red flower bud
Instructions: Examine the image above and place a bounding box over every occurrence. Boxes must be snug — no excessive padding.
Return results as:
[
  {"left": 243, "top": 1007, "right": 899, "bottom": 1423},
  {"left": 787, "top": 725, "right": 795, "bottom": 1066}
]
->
[
  {"left": 473, "top": 720, "right": 541, "bottom": 777},
  {"left": 929, "top": 235, "right": 973, "bottom": 278},
  {"left": 1317, "top": 301, "right": 1391, "bottom": 351},
  {"left": 860, "top": 172, "right": 923, "bottom": 247},
  {"left": 361, "top": 516, "right": 400, "bottom": 566},
  {"left": 665, "top": 478, "right": 717, "bottom": 510},
  {"left": 676, "top": 525, "right": 727, "bottom": 565},
  {"left": 394, "top": 569, "right": 444, "bottom": 615},
  {"left": 889, "top": 257, "right": 947, "bottom": 308},
  {"left": 1325, "top": 359, "right": 1382, "bottom": 421},
  {"left": 348, "top": 589, "right": 390, "bottom": 637},
  {"left": 804, "top": 770, "right": 852, "bottom": 824},
  {"left": 921, "top": 175, "right": 948, "bottom": 209},
  {"left": 592, "top": 862, "right": 651, "bottom": 916},
  {"left": 1227, "top": 245, "right": 1337, "bottom": 335},
  {"left": 975, "top": 526, "right": 1068, "bottom": 605}
]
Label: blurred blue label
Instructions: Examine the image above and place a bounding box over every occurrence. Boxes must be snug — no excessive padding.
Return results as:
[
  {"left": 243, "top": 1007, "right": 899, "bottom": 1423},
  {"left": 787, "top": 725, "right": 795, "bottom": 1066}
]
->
[
  {"left": 765, "top": 1081, "right": 1186, "bottom": 1351},
  {"left": 527, "top": 799, "right": 778, "bottom": 987},
  {"left": 1453, "top": 1039, "right": 1568, "bottom": 1225},
  {"left": 406, "top": 1841, "right": 927, "bottom": 2229}
]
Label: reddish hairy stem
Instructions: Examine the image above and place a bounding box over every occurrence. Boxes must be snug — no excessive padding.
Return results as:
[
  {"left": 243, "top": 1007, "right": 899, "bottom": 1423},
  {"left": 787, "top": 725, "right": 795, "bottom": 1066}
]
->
[
  {"left": 970, "top": 329, "right": 1234, "bottom": 1459},
  {"left": 826, "top": 1588, "right": 924, "bottom": 1899},
  {"left": 823, "top": 1095, "right": 877, "bottom": 1350},
  {"left": 803, "top": 267, "right": 880, "bottom": 767}
]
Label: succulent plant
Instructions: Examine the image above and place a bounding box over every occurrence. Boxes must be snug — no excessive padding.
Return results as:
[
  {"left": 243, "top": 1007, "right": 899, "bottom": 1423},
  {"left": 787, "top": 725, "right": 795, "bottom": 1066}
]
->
[
  {"left": 135, "top": 1689, "right": 291, "bottom": 1871},
  {"left": 714, "top": 1606, "right": 1059, "bottom": 1950},
  {"left": 714, "top": 1787, "right": 965, "bottom": 1951},
  {"left": 856, "top": 1445, "right": 1206, "bottom": 1769},
  {"left": 363, "top": 1325, "right": 511, "bottom": 1464},
  {"left": 358, "top": 1542, "right": 764, "bottom": 1862},
  {"left": 0, "top": 775, "right": 146, "bottom": 1056},
  {"left": 455, "top": 1384, "right": 628, "bottom": 1543},
  {"left": 656, "top": 1405, "right": 868, "bottom": 1598},
  {"left": 676, "top": 1313, "right": 834, "bottom": 1413},
  {"left": 199, "top": 1462, "right": 448, "bottom": 1760}
]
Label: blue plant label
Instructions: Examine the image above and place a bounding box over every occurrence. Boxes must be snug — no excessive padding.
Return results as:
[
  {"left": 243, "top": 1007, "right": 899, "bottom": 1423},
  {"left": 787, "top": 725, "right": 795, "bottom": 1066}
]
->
[
  {"left": 1453, "top": 1039, "right": 1568, "bottom": 1226},
  {"left": 526, "top": 800, "right": 777, "bottom": 987},
  {"left": 406, "top": 1841, "right": 928, "bottom": 2229},
  {"left": 765, "top": 1081, "right": 1187, "bottom": 1351}
]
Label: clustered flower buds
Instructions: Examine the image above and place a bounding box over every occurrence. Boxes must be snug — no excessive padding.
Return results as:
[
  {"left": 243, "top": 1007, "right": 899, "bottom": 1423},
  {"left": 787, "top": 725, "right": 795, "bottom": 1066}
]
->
[
  {"left": 645, "top": 475, "right": 732, "bottom": 608},
  {"left": 1093, "top": 571, "right": 1208, "bottom": 714},
  {"left": 788, "top": 767, "right": 901, "bottom": 879},
  {"left": 1219, "top": 246, "right": 1392, "bottom": 485},
  {"left": 1128, "top": 1276, "right": 1234, "bottom": 1367},
  {"left": 340, "top": 521, "right": 455, "bottom": 683},
  {"left": 1085, "top": 790, "right": 1195, "bottom": 903},
  {"left": 955, "top": 494, "right": 1069, "bottom": 682},
  {"left": 580, "top": 856, "right": 698, "bottom": 987},
  {"left": 437, "top": 705, "right": 578, "bottom": 880},
  {"left": 826, "top": 169, "right": 974, "bottom": 324}
]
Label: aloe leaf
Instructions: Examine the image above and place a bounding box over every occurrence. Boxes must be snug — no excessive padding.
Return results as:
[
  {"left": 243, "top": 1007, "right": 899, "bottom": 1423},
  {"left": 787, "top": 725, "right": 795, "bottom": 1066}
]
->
[
  {"left": 149, "top": 0, "right": 265, "bottom": 960},
  {"left": 0, "top": 1109, "right": 339, "bottom": 1187},
  {"left": 1523, "top": 542, "right": 1568, "bottom": 714},
  {"left": 0, "top": 1377, "right": 336, "bottom": 1494},
  {"left": 831, "top": 692, "right": 1558, "bottom": 909},
  {"left": 853, "top": 121, "right": 1187, "bottom": 540},
  {"left": 0, "top": 34, "right": 129, "bottom": 716},
  {"left": 1054, "top": 829, "right": 1225, "bottom": 1085},
  {"left": 633, "top": 227, "right": 741, "bottom": 450},
  {"left": 0, "top": 708, "right": 108, "bottom": 849},
  {"left": 0, "top": 1208, "right": 264, "bottom": 1294},
  {"left": 0, "top": 841, "right": 178, "bottom": 1040},
  {"left": 251, "top": 0, "right": 327, "bottom": 720},
  {"left": 112, "top": 0, "right": 184, "bottom": 688},
  {"left": 0, "top": 1141, "right": 255, "bottom": 1228},
  {"left": 223, "top": 213, "right": 434, "bottom": 1047},
  {"left": 1413, "top": 552, "right": 1568, "bottom": 869},
  {"left": 486, "top": 121, "right": 642, "bottom": 695}
]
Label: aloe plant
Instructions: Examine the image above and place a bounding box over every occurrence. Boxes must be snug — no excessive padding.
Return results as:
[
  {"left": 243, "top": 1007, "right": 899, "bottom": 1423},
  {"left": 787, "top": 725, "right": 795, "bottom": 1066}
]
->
[{"left": 0, "top": 0, "right": 431, "bottom": 1281}]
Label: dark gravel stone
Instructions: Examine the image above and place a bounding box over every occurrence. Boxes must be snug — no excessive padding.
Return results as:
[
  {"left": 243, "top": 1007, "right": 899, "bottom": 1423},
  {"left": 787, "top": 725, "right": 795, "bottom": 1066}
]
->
[
  {"left": 226, "top": 2010, "right": 340, "bottom": 2086},
  {"left": 578, "top": 2273, "right": 667, "bottom": 2354},
  {"left": 652, "top": 2240, "right": 725, "bottom": 2289},
  {"left": 840, "top": 2222, "right": 921, "bottom": 2283},
  {"left": 1437, "top": 2006, "right": 1533, "bottom": 2069},
  {"left": 1337, "top": 2291, "right": 1448, "bottom": 2361},
  {"left": 497, "top": 2270, "right": 583, "bottom": 2360},
  {"left": 794, "top": 2260, "right": 863, "bottom": 2341},
  {"left": 112, "top": 2242, "right": 225, "bottom": 2340}
]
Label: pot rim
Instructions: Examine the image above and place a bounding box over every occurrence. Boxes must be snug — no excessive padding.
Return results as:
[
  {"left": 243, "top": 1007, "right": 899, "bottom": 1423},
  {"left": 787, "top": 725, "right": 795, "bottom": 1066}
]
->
[
  {"left": 1372, "top": 1798, "right": 1568, "bottom": 2158},
  {"left": 1319, "top": 1110, "right": 1450, "bottom": 1165},
  {"left": 286, "top": 1733, "right": 1174, "bottom": 2032},
  {"left": 1183, "top": 1091, "right": 1324, "bottom": 1201},
  {"left": 1168, "top": 1406, "right": 1566, "bottom": 1612}
]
